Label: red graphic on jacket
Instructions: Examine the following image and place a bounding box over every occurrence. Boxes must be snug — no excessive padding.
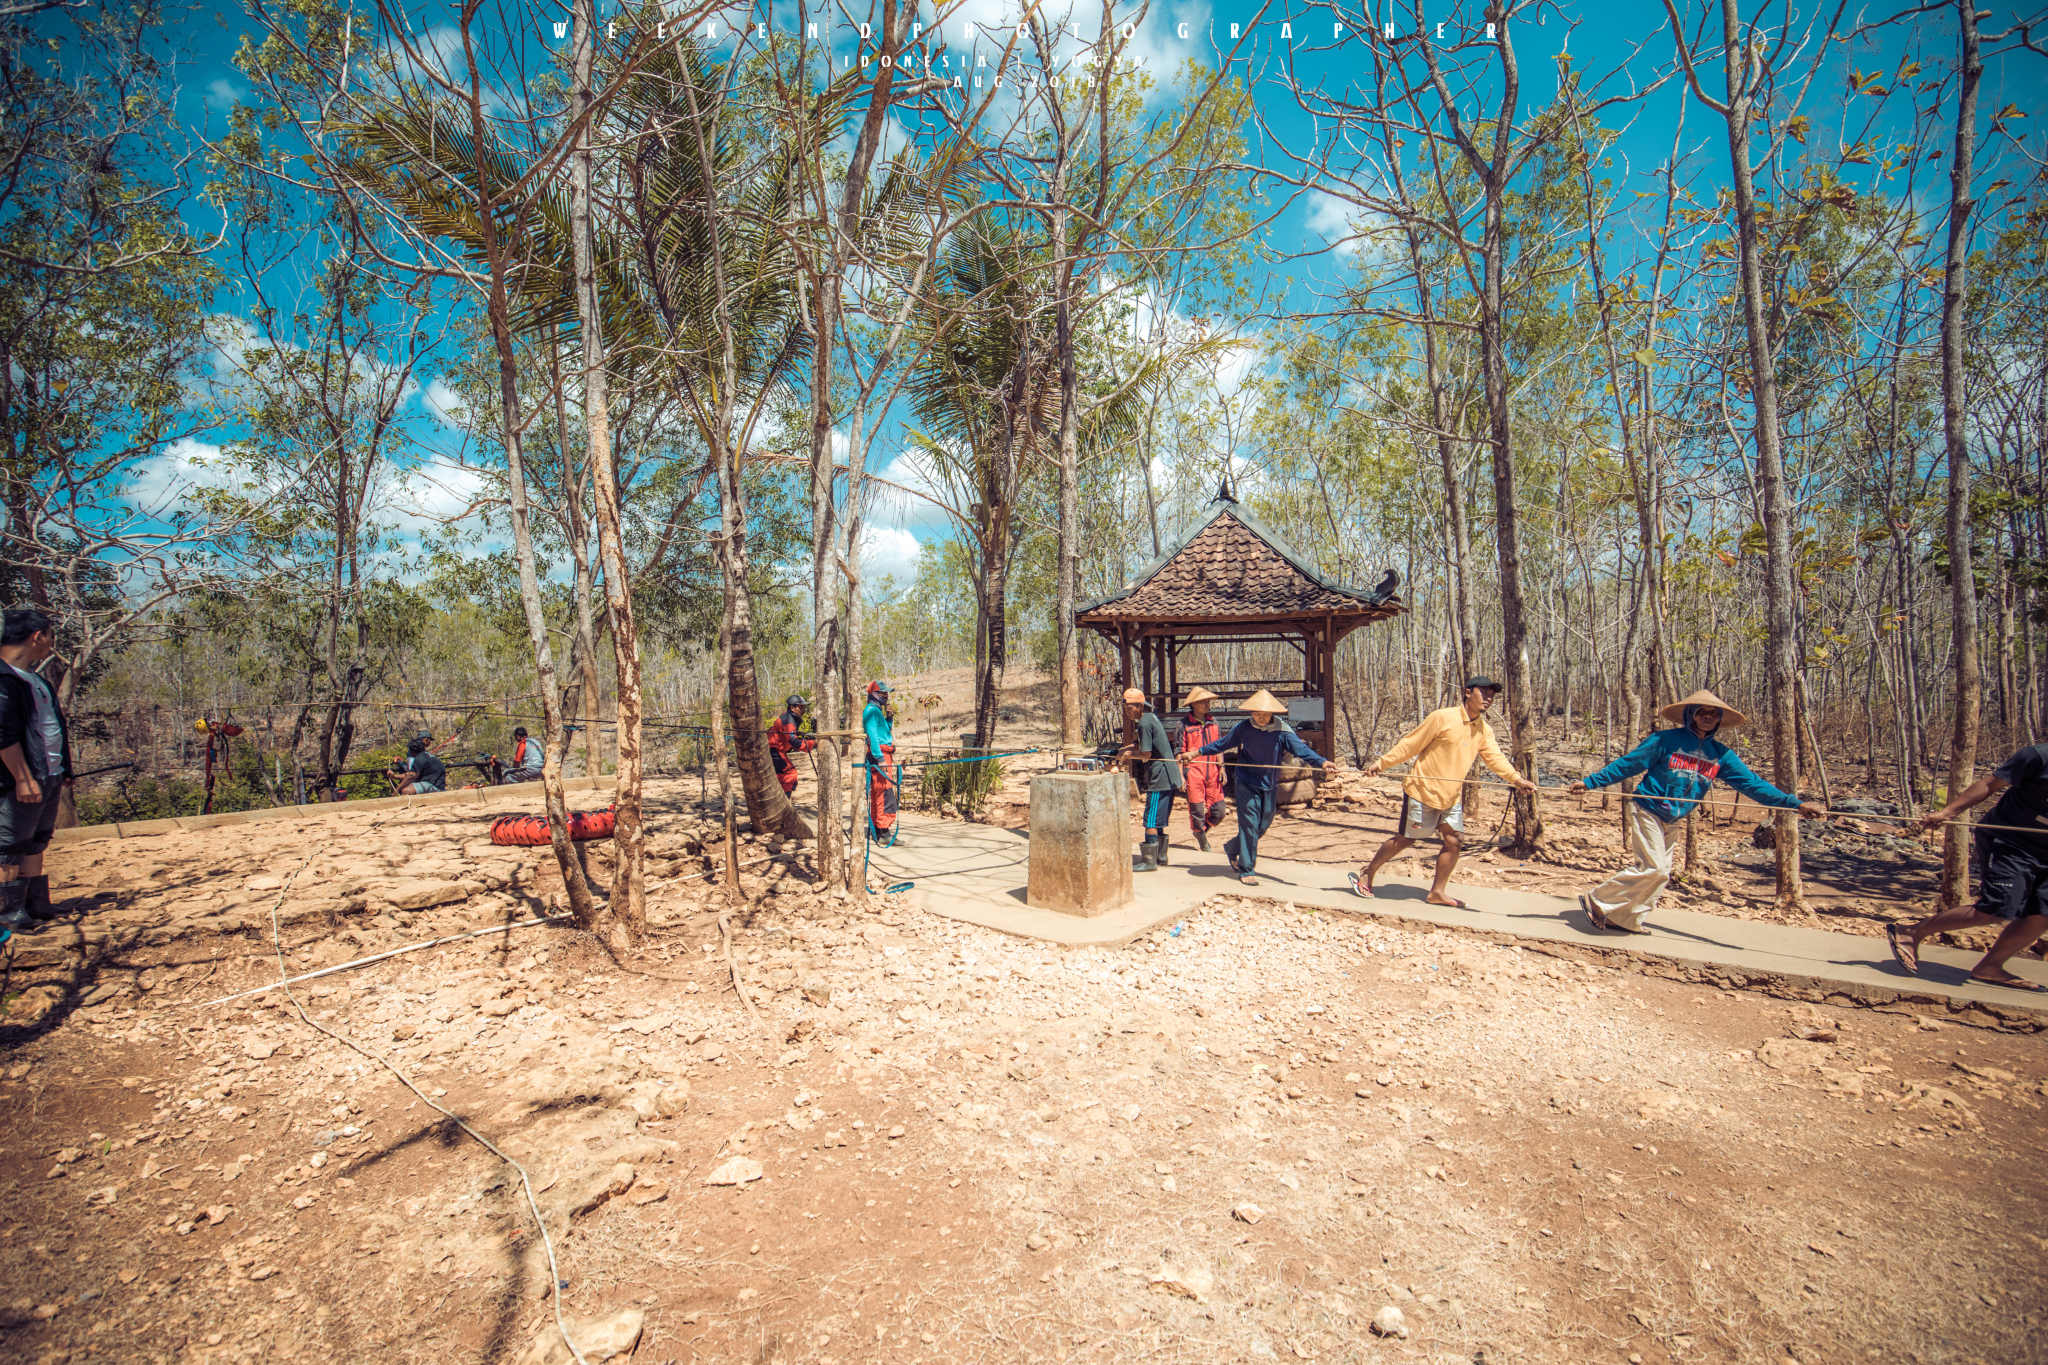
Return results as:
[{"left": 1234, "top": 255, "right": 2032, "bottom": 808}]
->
[
  {"left": 1665, "top": 752, "right": 1722, "bottom": 781},
  {"left": 768, "top": 709, "right": 816, "bottom": 795}
]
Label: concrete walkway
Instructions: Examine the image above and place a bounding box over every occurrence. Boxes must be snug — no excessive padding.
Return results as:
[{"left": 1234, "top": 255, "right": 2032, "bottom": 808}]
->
[{"left": 871, "top": 815, "right": 2048, "bottom": 1019}]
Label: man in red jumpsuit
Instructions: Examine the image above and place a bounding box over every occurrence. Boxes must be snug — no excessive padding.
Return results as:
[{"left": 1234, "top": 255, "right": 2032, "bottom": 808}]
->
[
  {"left": 768, "top": 694, "right": 815, "bottom": 797},
  {"left": 1171, "top": 686, "right": 1229, "bottom": 852}
]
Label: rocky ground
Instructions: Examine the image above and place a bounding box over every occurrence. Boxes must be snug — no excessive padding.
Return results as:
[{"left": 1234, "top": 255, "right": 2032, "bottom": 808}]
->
[
  {"left": 4, "top": 670, "right": 2042, "bottom": 1364},
  {"left": 1, "top": 772, "right": 2044, "bottom": 1365}
]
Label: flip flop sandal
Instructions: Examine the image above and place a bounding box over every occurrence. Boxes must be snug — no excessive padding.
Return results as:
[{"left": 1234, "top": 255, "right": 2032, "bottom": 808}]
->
[
  {"left": 1580, "top": 894, "right": 1611, "bottom": 931},
  {"left": 1239, "top": 873, "right": 1260, "bottom": 887},
  {"left": 1347, "top": 871, "right": 1374, "bottom": 899},
  {"left": 1968, "top": 974, "right": 2047, "bottom": 993},
  {"left": 1886, "top": 923, "right": 1919, "bottom": 975}
]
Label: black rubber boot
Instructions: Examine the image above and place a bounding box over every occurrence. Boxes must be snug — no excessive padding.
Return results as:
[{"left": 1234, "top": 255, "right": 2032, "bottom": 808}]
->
[
  {"left": 1153, "top": 833, "right": 1169, "bottom": 867},
  {"left": 1192, "top": 823, "right": 1210, "bottom": 852},
  {"left": 0, "top": 878, "right": 34, "bottom": 934},
  {"left": 25, "top": 875, "right": 56, "bottom": 921},
  {"left": 1135, "top": 837, "right": 1159, "bottom": 872}
]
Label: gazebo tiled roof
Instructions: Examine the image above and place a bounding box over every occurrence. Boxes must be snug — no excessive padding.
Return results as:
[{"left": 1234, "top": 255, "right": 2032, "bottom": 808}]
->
[{"left": 1077, "top": 490, "right": 1401, "bottom": 627}]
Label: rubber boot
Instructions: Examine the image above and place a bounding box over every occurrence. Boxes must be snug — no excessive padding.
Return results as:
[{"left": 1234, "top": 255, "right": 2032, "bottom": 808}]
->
[
  {"left": 1192, "top": 822, "right": 1210, "bottom": 852},
  {"left": 0, "top": 877, "right": 33, "bottom": 934},
  {"left": 1153, "top": 833, "right": 1169, "bottom": 867},
  {"left": 1135, "top": 837, "right": 1159, "bottom": 873},
  {"left": 26, "top": 875, "right": 56, "bottom": 921}
]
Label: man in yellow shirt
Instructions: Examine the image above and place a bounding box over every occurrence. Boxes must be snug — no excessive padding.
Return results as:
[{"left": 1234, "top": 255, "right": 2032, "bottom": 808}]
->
[{"left": 1351, "top": 676, "right": 1534, "bottom": 907}]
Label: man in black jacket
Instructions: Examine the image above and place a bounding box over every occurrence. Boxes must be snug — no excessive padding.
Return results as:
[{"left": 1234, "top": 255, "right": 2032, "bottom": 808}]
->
[{"left": 0, "top": 609, "right": 71, "bottom": 934}]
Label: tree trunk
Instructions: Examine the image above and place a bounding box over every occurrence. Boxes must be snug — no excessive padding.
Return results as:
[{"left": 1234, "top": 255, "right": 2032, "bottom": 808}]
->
[
  {"left": 1465, "top": 101, "right": 1543, "bottom": 843},
  {"left": 1716, "top": 0, "right": 1806, "bottom": 909},
  {"left": 1054, "top": 266, "right": 1083, "bottom": 751},
  {"left": 573, "top": 0, "right": 642, "bottom": 950},
  {"left": 1938, "top": 0, "right": 1984, "bottom": 906}
]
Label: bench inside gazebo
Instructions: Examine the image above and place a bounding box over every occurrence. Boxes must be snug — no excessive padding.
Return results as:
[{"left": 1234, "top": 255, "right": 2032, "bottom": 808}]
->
[{"left": 1075, "top": 484, "right": 1405, "bottom": 757}]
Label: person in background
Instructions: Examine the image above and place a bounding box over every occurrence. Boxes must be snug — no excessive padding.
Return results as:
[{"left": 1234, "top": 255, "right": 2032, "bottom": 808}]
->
[
  {"left": 388, "top": 736, "right": 447, "bottom": 795},
  {"left": 1571, "top": 689, "right": 1825, "bottom": 935},
  {"left": 1353, "top": 675, "right": 1535, "bottom": 908},
  {"left": 863, "top": 681, "right": 898, "bottom": 844},
  {"left": 504, "top": 726, "right": 544, "bottom": 783},
  {"left": 1888, "top": 742, "right": 2048, "bottom": 992},
  {"left": 1171, "top": 686, "right": 1228, "bottom": 853},
  {"left": 0, "top": 609, "right": 71, "bottom": 935},
  {"left": 1118, "top": 687, "right": 1182, "bottom": 872},
  {"left": 1182, "top": 689, "right": 1326, "bottom": 887},
  {"left": 768, "top": 694, "right": 817, "bottom": 797}
]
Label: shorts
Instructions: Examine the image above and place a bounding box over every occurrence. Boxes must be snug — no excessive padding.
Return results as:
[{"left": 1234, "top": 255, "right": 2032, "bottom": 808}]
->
[
  {"left": 1143, "top": 789, "right": 1177, "bottom": 829},
  {"left": 1973, "top": 832, "right": 2048, "bottom": 921},
  {"left": 0, "top": 787, "right": 61, "bottom": 861},
  {"left": 410, "top": 780, "right": 443, "bottom": 794},
  {"left": 1401, "top": 798, "right": 1463, "bottom": 839}
]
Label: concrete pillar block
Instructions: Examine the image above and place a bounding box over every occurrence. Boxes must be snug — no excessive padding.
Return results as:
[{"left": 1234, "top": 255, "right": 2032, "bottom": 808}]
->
[{"left": 1026, "top": 771, "right": 1133, "bottom": 917}]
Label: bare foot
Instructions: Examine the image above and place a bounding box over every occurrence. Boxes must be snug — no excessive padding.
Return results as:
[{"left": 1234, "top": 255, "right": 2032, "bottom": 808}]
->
[
  {"left": 1967, "top": 968, "right": 2045, "bottom": 992},
  {"left": 1424, "top": 893, "right": 1466, "bottom": 909}
]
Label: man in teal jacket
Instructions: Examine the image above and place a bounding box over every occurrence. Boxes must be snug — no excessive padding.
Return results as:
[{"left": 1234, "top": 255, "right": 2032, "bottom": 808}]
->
[
  {"left": 1571, "top": 689, "right": 1826, "bottom": 933},
  {"left": 863, "top": 680, "right": 898, "bottom": 843}
]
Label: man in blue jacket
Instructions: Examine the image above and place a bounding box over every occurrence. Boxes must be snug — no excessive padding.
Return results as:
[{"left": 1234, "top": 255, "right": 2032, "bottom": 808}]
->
[
  {"left": 1182, "top": 689, "right": 1327, "bottom": 886},
  {"left": 1570, "top": 689, "right": 1825, "bottom": 933}
]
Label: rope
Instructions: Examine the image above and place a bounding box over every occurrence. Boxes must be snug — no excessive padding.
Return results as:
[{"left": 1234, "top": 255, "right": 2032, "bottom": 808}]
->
[{"left": 252, "top": 837, "right": 589, "bottom": 1365}]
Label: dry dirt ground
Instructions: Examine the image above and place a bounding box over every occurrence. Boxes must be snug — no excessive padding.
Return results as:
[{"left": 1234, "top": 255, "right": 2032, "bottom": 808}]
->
[{"left": 3, "top": 674, "right": 2044, "bottom": 1365}]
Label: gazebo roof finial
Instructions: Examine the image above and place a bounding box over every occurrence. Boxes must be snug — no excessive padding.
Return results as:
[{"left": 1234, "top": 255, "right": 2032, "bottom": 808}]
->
[{"left": 1216, "top": 475, "right": 1235, "bottom": 503}]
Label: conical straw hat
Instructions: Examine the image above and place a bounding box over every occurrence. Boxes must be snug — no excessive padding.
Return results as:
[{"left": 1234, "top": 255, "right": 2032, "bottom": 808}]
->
[
  {"left": 1242, "top": 688, "right": 1288, "bottom": 714},
  {"left": 1657, "top": 689, "right": 1747, "bottom": 727},
  {"left": 1183, "top": 686, "right": 1218, "bottom": 706}
]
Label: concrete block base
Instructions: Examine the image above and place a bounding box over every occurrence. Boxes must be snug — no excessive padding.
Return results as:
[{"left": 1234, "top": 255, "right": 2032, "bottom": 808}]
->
[{"left": 1025, "top": 771, "right": 1133, "bottom": 916}]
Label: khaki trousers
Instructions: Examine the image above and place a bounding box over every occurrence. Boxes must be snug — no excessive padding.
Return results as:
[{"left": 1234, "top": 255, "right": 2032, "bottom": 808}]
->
[{"left": 1587, "top": 804, "right": 1683, "bottom": 931}]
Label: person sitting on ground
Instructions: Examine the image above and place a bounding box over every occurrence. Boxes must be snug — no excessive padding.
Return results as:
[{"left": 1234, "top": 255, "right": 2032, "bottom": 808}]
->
[
  {"left": 504, "top": 726, "right": 544, "bottom": 783},
  {"left": 1570, "top": 690, "right": 1824, "bottom": 934},
  {"left": 0, "top": 608, "right": 72, "bottom": 936},
  {"left": 1352, "top": 675, "right": 1535, "bottom": 908},
  {"left": 1181, "top": 689, "right": 1326, "bottom": 887},
  {"left": 1171, "top": 687, "right": 1229, "bottom": 853},
  {"left": 1117, "top": 688, "right": 1183, "bottom": 872},
  {"left": 388, "top": 737, "right": 447, "bottom": 795},
  {"left": 768, "top": 694, "right": 817, "bottom": 797},
  {"left": 1888, "top": 742, "right": 2048, "bottom": 992}
]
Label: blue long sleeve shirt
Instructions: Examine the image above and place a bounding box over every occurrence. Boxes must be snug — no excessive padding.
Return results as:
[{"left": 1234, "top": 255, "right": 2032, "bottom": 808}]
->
[
  {"left": 1195, "top": 719, "right": 1326, "bottom": 794},
  {"left": 1583, "top": 727, "right": 1798, "bottom": 824}
]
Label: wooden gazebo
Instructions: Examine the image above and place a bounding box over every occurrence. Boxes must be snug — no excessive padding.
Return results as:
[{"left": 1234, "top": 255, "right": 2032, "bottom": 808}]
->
[{"left": 1076, "top": 484, "right": 1405, "bottom": 757}]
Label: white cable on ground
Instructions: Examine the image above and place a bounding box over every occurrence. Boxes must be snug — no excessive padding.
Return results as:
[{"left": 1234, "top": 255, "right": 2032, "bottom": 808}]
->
[
  {"left": 187, "top": 914, "right": 573, "bottom": 1009},
  {"left": 255, "top": 847, "right": 589, "bottom": 1365}
]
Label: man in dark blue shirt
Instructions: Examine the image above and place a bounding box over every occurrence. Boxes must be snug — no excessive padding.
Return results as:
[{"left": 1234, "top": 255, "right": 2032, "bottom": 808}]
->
[
  {"left": 1183, "top": 689, "right": 1326, "bottom": 886},
  {"left": 1889, "top": 743, "right": 2048, "bottom": 991}
]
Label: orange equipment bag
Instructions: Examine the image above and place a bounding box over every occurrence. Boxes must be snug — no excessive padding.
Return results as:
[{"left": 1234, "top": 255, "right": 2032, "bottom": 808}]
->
[{"left": 489, "top": 804, "right": 617, "bottom": 847}]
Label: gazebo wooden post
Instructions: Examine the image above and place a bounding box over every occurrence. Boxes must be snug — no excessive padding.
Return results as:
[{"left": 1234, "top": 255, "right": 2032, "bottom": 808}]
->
[
  {"left": 1321, "top": 615, "right": 1338, "bottom": 760},
  {"left": 1118, "top": 624, "right": 1135, "bottom": 754}
]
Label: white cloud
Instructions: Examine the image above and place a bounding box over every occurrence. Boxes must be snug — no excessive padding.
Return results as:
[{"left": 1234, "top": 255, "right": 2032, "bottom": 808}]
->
[
  {"left": 205, "top": 78, "right": 244, "bottom": 112},
  {"left": 860, "top": 524, "right": 922, "bottom": 582},
  {"left": 401, "top": 458, "right": 488, "bottom": 520},
  {"left": 421, "top": 376, "right": 471, "bottom": 428},
  {"left": 127, "top": 436, "right": 229, "bottom": 510}
]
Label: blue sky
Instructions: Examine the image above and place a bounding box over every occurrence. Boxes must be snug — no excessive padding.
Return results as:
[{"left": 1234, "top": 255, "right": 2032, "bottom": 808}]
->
[{"left": 102, "top": 0, "right": 2047, "bottom": 585}]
